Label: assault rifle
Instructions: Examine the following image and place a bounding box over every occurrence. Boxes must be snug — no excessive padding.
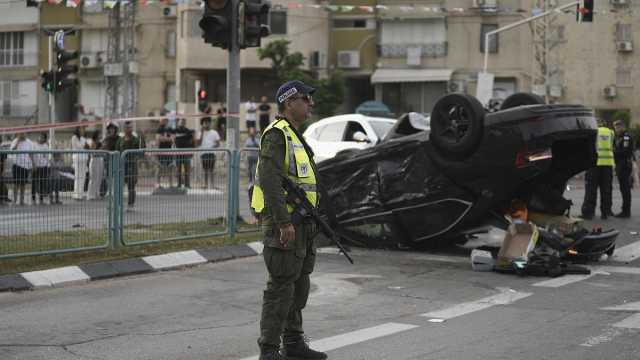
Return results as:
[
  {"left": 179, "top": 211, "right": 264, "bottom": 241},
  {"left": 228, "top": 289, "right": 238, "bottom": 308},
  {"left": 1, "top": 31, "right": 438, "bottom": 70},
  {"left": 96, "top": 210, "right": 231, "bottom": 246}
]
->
[{"left": 281, "top": 176, "right": 354, "bottom": 264}]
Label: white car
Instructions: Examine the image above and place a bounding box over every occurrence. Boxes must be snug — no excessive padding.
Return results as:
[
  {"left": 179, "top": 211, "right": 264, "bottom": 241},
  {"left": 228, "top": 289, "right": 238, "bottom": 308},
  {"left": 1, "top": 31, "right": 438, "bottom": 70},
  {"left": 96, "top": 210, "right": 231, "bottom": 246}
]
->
[{"left": 303, "top": 114, "right": 396, "bottom": 163}]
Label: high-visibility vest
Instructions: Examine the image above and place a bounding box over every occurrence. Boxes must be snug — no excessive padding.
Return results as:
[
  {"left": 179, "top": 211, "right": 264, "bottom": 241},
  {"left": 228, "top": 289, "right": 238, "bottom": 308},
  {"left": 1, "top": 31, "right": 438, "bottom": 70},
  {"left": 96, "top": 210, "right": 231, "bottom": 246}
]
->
[
  {"left": 251, "top": 118, "right": 318, "bottom": 214},
  {"left": 596, "top": 127, "right": 615, "bottom": 167}
]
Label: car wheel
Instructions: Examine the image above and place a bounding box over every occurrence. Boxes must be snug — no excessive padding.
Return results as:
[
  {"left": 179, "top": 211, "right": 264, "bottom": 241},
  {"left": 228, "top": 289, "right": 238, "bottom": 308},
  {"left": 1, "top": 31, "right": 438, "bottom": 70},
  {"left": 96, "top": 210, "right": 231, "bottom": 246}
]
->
[
  {"left": 430, "top": 93, "right": 485, "bottom": 160},
  {"left": 500, "top": 92, "right": 545, "bottom": 110}
]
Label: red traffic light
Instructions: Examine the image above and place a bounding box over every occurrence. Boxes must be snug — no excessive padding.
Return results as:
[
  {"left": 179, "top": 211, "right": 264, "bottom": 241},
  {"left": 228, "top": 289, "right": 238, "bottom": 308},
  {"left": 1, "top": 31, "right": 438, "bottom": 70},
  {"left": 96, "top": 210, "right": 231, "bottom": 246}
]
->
[{"left": 198, "top": 89, "right": 207, "bottom": 100}]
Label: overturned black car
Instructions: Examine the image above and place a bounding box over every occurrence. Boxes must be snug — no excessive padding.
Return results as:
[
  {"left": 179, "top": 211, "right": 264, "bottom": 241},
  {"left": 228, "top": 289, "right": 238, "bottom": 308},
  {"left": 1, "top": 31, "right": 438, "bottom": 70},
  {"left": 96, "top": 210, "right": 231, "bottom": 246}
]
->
[{"left": 318, "top": 93, "right": 616, "bottom": 258}]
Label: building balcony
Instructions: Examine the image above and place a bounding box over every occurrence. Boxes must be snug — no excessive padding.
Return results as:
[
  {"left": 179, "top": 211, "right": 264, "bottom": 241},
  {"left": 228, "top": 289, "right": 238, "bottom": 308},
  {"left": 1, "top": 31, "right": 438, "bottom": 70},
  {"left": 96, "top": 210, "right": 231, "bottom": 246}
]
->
[{"left": 378, "top": 42, "right": 448, "bottom": 58}]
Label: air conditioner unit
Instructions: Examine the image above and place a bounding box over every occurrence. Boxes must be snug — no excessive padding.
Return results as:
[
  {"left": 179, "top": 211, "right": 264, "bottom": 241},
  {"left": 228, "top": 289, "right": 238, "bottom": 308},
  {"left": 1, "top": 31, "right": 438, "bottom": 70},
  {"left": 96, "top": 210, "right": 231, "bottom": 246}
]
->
[
  {"left": 475, "top": 0, "right": 498, "bottom": 11},
  {"left": 163, "top": 5, "right": 177, "bottom": 17},
  {"left": 616, "top": 41, "right": 633, "bottom": 52},
  {"left": 337, "top": 50, "right": 360, "bottom": 69},
  {"left": 611, "top": 0, "right": 628, "bottom": 5},
  {"left": 604, "top": 85, "right": 617, "bottom": 98},
  {"left": 79, "top": 53, "right": 103, "bottom": 68},
  {"left": 309, "top": 50, "right": 327, "bottom": 69},
  {"left": 448, "top": 80, "right": 465, "bottom": 93}
]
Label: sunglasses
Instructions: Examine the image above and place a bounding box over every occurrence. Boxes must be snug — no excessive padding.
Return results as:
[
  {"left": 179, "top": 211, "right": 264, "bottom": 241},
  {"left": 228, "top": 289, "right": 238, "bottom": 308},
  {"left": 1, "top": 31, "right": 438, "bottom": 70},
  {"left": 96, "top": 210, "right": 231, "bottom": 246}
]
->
[{"left": 290, "top": 95, "right": 312, "bottom": 103}]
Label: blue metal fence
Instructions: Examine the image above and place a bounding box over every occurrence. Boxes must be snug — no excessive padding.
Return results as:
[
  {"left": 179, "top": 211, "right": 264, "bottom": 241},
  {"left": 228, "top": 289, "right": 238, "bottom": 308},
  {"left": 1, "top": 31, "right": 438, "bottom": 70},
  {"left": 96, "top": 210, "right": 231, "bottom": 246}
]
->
[{"left": 0, "top": 148, "right": 257, "bottom": 259}]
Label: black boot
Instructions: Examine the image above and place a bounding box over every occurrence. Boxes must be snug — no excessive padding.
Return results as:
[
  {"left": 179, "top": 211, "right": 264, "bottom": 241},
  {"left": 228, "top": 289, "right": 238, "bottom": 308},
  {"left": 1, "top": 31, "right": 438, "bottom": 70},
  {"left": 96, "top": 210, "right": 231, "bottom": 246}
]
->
[
  {"left": 259, "top": 348, "right": 287, "bottom": 360},
  {"left": 283, "top": 336, "right": 327, "bottom": 360},
  {"left": 614, "top": 212, "right": 631, "bottom": 218}
]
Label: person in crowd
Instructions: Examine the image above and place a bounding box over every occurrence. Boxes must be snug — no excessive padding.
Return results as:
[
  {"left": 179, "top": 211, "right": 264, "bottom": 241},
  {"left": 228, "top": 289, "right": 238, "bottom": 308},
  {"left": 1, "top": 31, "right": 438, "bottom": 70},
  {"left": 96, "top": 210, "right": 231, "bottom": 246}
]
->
[
  {"left": 244, "top": 126, "right": 259, "bottom": 184},
  {"left": 87, "top": 131, "right": 104, "bottom": 200},
  {"left": 245, "top": 97, "right": 258, "bottom": 130},
  {"left": 10, "top": 133, "right": 34, "bottom": 206},
  {"left": 174, "top": 118, "right": 195, "bottom": 189},
  {"left": 116, "top": 122, "right": 142, "bottom": 211},
  {"left": 258, "top": 95, "right": 272, "bottom": 134},
  {"left": 71, "top": 126, "right": 89, "bottom": 200},
  {"left": 613, "top": 119, "right": 634, "bottom": 218},
  {"left": 197, "top": 117, "right": 220, "bottom": 190},
  {"left": 31, "top": 133, "right": 51, "bottom": 205},
  {"left": 155, "top": 116, "right": 175, "bottom": 188},
  {"left": 216, "top": 104, "right": 227, "bottom": 141},
  {"left": 0, "top": 135, "right": 9, "bottom": 205},
  {"left": 50, "top": 152, "right": 64, "bottom": 205},
  {"left": 582, "top": 119, "right": 615, "bottom": 220}
]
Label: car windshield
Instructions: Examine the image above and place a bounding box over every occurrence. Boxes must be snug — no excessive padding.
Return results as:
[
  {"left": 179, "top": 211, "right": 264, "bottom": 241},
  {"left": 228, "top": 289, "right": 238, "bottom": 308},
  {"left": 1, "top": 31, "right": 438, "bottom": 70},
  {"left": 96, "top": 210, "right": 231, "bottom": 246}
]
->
[{"left": 369, "top": 120, "right": 394, "bottom": 138}]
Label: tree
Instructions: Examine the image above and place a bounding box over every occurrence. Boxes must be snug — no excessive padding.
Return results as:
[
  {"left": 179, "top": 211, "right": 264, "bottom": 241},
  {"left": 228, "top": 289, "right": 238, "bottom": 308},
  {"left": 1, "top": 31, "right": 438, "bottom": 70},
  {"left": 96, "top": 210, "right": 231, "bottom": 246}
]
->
[{"left": 258, "top": 39, "right": 344, "bottom": 119}]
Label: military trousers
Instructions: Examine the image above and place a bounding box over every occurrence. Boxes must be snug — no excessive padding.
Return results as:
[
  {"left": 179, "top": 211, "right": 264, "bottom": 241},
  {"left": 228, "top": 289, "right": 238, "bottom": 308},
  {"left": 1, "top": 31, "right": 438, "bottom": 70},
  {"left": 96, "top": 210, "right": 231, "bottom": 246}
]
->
[{"left": 258, "top": 220, "right": 317, "bottom": 349}]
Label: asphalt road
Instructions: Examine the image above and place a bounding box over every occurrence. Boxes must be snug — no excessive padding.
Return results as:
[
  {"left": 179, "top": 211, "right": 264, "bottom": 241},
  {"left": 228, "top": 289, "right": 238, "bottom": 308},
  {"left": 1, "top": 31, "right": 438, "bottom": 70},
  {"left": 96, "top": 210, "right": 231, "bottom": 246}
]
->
[{"left": 1, "top": 186, "right": 639, "bottom": 360}]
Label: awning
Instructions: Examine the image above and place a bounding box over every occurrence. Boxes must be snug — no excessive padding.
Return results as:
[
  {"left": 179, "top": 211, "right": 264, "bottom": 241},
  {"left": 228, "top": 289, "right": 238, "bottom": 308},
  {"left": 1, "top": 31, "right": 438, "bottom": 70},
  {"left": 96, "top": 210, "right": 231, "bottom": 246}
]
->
[{"left": 371, "top": 69, "right": 453, "bottom": 84}]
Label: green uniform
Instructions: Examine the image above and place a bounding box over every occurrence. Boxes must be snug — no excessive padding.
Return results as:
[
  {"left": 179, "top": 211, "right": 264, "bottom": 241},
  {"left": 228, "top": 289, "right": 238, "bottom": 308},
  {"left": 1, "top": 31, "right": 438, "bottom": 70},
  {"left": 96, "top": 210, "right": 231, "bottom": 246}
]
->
[{"left": 252, "top": 116, "right": 319, "bottom": 350}]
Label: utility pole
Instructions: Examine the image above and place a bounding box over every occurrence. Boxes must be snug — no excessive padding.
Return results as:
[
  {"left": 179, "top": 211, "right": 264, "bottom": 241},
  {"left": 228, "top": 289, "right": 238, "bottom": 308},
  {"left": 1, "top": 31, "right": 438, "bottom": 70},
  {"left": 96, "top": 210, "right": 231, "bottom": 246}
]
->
[
  {"left": 105, "top": 1, "right": 137, "bottom": 122},
  {"left": 227, "top": 0, "right": 240, "bottom": 151}
]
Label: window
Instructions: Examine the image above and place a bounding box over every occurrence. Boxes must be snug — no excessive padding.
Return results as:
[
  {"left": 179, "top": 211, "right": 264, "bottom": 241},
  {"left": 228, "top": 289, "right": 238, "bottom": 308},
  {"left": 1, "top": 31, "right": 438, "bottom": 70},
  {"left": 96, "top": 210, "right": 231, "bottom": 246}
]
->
[
  {"left": 0, "top": 80, "right": 37, "bottom": 117},
  {"left": 344, "top": 121, "right": 367, "bottom": 141},
  {"left": 0, "top": 32, "right": 24, "bottom": 66},
  {"left": 83, "top": 0, "right": 103, "bottom": 13},
  {"left": 318, "top": 122, "right": 346, "bottom": 142},
  {"left": 616, "top": 24, "right": 632, "bottom": 41},
  {"left": 270, "top": 9, "right": 287, "bottom": 35},
  {"left": 480, "top": 24, "right": 498, "bottom": 53},
  {"left": 166, "top": 30, "right": 176, "bottom": 58},
  {"left": 333, "top": 19, "right": 367, "bottom": 29},
  {"left": 616, "top": 68, "right": 632, "bottom": 87}
]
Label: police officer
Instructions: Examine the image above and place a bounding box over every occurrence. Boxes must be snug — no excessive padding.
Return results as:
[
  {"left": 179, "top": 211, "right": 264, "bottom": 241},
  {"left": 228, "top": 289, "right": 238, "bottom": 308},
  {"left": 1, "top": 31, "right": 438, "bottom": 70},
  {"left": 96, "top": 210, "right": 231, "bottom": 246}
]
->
[
  {"left": 613, "top": 120, "right": 634, "bottom": 218},
  {"left": 251, "top": 80, "right": 327, "bottom": 360},
  {"left": 582, "top": 120, "right": 615, "bottom": 220}
]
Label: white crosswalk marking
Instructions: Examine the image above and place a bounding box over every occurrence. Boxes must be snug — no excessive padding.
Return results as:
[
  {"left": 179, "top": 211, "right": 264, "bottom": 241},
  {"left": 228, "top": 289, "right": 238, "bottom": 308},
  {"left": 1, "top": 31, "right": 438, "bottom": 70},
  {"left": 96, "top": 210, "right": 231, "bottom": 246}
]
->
[
  {"left": 420, "top": 288, "right": 532, "bottom": 320},
  {"left": 237, "top": 322, "right": 419, "bottom": 360},
  {"left": 610, "top": 240, "right": 640, "bottom": 263}
]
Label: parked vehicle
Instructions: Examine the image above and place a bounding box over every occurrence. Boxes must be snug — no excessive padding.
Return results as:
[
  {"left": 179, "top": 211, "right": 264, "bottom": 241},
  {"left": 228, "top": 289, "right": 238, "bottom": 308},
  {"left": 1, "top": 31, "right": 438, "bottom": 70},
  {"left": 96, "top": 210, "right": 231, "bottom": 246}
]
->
[{"left": 303, "top": 114, "right": 396, "bottom": 163}]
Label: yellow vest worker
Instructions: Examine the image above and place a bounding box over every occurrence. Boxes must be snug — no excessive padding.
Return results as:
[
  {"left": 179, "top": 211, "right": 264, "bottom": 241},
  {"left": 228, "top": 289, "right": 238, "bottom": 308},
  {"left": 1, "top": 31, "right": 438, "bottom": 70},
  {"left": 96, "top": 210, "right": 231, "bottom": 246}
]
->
[{"left": 581, "top": 124, "right": 615, "bottom": 220}]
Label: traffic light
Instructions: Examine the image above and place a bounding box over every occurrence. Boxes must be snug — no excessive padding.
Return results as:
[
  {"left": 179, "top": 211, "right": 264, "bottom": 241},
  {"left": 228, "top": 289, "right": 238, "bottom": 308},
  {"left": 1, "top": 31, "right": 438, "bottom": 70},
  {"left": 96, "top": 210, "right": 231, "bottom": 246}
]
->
[
  {"left": 41, "top": 70, "right": 54, "bottom": 93},
  {"left": 239, "top": 0, "right": 271, "bottom": 49},
  {"left": 198, "top": 88, "right": 209, "bottom": 112},
  {"left": 199, "top": 0, "right": 232, "bottom": 49},
  {"left": 577, "top": 0, "right": 594, "bottom": 23},
  {"left": 55, "top": 48, "right": 79, "bottom": 92}
]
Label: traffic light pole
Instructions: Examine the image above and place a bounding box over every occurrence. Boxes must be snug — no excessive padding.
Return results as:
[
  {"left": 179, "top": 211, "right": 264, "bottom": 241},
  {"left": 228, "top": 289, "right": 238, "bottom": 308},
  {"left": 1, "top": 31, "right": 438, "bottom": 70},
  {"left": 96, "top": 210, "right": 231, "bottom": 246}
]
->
[
  {"left": 48, "top": 36, "right": 56, "bottom": 148},
  {"left": 227, "top": 0, "right": 241, "bottom": 152}
]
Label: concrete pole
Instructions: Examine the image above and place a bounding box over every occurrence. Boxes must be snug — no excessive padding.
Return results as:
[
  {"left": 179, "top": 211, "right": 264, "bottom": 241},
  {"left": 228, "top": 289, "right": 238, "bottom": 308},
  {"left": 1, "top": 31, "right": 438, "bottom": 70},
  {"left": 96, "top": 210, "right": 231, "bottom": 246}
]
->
[
  {"left": 48, "top": 36, "right": 56, "bottom": 148},
  {"left": 227, "top": 0, "right": 240, "bottom": 151}
]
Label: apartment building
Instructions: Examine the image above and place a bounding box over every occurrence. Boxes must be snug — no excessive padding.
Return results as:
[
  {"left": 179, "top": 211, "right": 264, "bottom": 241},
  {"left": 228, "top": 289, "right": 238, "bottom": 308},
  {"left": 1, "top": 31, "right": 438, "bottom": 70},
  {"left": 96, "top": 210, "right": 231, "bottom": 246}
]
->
[
  {"left": 0, "top": 1, "right": 40, "bottom": 128},
  {"left": 330, "top": 0, "right": 639, "bottom": 121},
  {"left": 74, "top": 1, "right": 177, "bottom": 121},
  {"left": 175, "top": 0, "right": 330, "bottom": 119}
]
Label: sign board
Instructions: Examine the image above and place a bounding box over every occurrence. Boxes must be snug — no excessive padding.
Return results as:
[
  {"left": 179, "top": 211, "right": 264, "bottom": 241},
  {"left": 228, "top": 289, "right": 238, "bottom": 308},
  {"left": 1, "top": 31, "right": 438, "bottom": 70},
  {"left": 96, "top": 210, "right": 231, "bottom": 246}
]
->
[
  {"left": 54, "top": 30, "right": 65, "bottom": 51},
  {"left": 475, "top": 72, "right": 495, "bottom": 106},
  {"left": 104, "top": 63, "right": 123, "bottom": 77}
]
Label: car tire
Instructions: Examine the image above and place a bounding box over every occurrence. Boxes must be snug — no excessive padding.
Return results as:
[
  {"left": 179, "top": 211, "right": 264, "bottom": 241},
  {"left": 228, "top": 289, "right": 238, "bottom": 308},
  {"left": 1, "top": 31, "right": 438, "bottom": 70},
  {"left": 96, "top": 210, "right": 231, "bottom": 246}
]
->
[
  {"left": 429, "top": 93, "right": 485, "bottom": 160},
  {"left": 500, "top": 92, "right": 545, "bottom": 110}
]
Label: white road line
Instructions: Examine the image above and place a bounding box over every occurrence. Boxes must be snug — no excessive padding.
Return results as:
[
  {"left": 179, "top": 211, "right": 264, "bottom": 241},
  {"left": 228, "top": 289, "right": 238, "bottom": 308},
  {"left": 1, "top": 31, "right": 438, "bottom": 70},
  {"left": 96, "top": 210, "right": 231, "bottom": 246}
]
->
[
  {"left": 602, "top": 301, "right": 640, "bottom": 312},
  {"left": 420, "top": 288, "right": 532, "bottom": 320},
  {"left": 612, "top": 313, "right": 640, "bottom": 329},
  {"left": 611, "top": 240, "right": 640, "bottom": 263},
  {"left": 597, "top": 266, "right": 640, "bottom": 275},
  {"left": 532, "top": 274, "right": 596, "bottom": 288},
  {"left": 237, "top": 322, "right": 419, "bottom": 360}
]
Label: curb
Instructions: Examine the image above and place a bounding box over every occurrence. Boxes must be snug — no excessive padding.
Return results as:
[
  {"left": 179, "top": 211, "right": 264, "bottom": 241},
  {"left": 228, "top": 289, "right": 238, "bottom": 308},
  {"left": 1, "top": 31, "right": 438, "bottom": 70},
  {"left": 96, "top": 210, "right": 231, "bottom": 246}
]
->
[{"left": 0, "top": 242, "right": 265, "bottom": 293}]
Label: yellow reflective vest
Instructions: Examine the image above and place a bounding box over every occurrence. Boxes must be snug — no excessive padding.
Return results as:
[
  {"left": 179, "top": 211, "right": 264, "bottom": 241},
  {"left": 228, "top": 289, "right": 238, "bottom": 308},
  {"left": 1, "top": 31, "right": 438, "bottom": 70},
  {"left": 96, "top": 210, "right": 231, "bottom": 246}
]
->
[
  {"left": 251, "top": 118, "right": 318, "bottom": 214},
  {"left": 596, "top": 127, "right": 615, "bottom": 167}
]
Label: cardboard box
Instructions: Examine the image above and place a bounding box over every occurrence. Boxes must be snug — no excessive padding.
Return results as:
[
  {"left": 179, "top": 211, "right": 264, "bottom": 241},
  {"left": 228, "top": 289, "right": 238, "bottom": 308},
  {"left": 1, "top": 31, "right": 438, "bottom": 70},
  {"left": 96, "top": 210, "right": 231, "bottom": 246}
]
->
[{"left": 496, "top": 222, "right": 539, "bottom": 269}]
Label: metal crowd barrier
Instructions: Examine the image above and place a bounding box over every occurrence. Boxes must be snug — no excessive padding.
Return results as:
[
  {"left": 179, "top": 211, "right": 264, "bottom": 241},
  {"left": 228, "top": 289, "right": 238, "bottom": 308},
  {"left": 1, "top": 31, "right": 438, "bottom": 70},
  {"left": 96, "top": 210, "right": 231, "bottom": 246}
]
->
[
  {"left": 0, "top": 150, "right": 115, "bottom": 259},
  {"left": 236, "top": 148, "right": 261, "bottom": 234},
  {"left": 119, "top": 148, "right": 232, "bottom": 245}
]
